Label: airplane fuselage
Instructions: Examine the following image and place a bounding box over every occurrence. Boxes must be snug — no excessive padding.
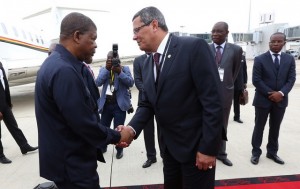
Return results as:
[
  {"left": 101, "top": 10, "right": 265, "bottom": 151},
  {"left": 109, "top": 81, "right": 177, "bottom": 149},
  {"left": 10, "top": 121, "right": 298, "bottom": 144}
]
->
[{"left": 0, "top": 21, "right": 49, "bottom": 86}]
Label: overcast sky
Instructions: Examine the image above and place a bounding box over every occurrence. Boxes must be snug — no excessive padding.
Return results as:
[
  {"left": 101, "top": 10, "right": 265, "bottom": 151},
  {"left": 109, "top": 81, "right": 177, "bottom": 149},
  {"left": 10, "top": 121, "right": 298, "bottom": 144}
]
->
[{"left": 1, "top": 0, "right": 299, "bottom": 58}]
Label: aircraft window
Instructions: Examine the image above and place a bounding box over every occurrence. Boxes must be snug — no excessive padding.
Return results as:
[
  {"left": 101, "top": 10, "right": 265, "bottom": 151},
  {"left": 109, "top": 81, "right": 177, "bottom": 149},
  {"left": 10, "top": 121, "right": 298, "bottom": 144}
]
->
[
  {"left": 28, "top": 32, "right": 33, "bottom": 42},
  {"left": 39, "top": 36, "right": 44, "bottom": 44},
  {"left": 35, "top": 34, "right": 40, "bottom": 43},
  {"left": 21, "top": 30, "right": 27, "bottom": 40},
  {"left": 1, "top": 23, "right": 8, "bottom": 35},
  {"left": 12, "top": 27, "right": 19, "bottom": 37}
]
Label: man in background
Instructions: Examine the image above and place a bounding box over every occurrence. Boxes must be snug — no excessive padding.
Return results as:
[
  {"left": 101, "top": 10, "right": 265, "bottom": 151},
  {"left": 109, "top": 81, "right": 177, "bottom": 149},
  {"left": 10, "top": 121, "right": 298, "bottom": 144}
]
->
[
  {"left": 210, "top": 21, "right": 243, "bottom": 166},
  {"left": 95, "top": 50, "right": 134, "bottom": 159},
  {"left": 0, "top": 62, "right": 38, "bottom": 164},
  {"left": 233, "top": 53, "right": 248, "bottom": 123},
  {"left": 250, "top": 32, "right": 296, "bottom": 165},
  {"left": 133, "top": 53, "right": 161, "bottom": 168}
]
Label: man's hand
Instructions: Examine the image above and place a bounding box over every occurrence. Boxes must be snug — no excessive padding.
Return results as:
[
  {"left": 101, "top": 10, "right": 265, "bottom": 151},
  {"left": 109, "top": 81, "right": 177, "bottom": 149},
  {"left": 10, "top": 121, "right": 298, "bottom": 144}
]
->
[
  {"left": 195, "top": 152, "right": 216, "bottom": 171},
  {"left": 115, "top": 125, "right": 135, "bottom": 147},
  {"left": 0, "top": 112, "right": 3, "bottom": 121},
  {"left": 112, "top": 66, "right": 122, "bottom": 74},
  {"left": 268, "top": 91, "right": 283, "bottom": 103}
]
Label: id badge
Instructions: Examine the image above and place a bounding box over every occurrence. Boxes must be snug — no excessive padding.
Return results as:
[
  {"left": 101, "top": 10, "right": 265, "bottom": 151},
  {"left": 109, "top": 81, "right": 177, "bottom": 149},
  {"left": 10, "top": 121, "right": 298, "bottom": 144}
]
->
[{"left": 218, "top": 68, "right": 224, "bottom": 82}]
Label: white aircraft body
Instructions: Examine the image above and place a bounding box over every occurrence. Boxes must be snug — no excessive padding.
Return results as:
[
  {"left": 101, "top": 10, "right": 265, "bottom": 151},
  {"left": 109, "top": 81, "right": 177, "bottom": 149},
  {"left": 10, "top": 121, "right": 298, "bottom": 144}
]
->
[{"left": 0, "top": 21, "right": 49, "bottom": 86}]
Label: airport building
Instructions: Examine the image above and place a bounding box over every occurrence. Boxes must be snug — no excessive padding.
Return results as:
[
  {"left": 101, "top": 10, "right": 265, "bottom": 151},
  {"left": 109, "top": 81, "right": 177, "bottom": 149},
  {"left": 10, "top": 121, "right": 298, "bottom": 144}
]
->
[{"left": 173, "top": 13, "right": 300, "bottom": 60}]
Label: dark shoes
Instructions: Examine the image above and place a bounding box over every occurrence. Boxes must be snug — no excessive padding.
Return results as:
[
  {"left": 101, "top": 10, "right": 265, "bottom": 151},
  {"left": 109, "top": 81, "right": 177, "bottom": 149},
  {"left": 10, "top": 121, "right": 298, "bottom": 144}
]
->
[
  {"left": 21, "top": 144, "right": 38, "bottom": 154},
  {"left": 250, "top": 156, "right": 259, "bottom": 165},
  {"left": 266, "top": 154, "right": 284, "bottom": 164},
  {"left": 217, "top": 157, "right": 233, "bottom": 166},
  {"left": 142, "top": 159, "right": 157, "bottom": 168},
  {"left": 116, "top": 151, "right": 123, "bottom": 159},
  {"left": 234, "top": 119, "right": 243, "bottom": 123},
  {"left": 0, "top": 155, "right": 12, "bottom": 164}
]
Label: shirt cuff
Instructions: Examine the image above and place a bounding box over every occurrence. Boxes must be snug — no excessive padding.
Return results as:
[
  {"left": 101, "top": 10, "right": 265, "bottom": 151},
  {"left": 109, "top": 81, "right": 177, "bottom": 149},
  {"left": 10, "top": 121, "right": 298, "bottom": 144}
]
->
[
  {"left": 127, "top": 125, "right": 136, "bottom": 136},
  {"left": 279, "top": 91, "right": 284, "bottom": 96}
]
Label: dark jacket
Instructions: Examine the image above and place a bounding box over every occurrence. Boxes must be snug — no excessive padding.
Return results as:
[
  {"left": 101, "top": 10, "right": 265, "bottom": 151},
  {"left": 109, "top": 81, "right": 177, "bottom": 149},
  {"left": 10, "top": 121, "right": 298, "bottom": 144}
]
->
[
  {"left": 35, "top": 44, "right": 121, "bottom": 182},
  {"left": 252, "top": 51, "right": 296, "bottom": 108},
  {"left": 129, "top": 35, "right": 223, "bottom": 163}
]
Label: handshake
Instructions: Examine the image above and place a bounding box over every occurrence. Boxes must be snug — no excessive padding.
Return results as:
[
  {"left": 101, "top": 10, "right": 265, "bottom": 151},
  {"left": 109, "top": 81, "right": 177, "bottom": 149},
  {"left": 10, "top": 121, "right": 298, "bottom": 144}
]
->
[{"left": 115, "top": 125, "right": 135, "bottom": 148}]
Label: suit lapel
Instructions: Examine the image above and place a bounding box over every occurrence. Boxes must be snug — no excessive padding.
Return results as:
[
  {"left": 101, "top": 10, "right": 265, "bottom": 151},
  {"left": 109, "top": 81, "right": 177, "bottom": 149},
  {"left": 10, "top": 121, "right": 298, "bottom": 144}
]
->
[
  {"left": 156, "top": 36, "right": 178, "bottom": 97},
  {"left": 143, "top": 55, "right": 157, "bottom": 103},
  {"left": 220, "top": 43, "right": 230, "bottom": 66}
]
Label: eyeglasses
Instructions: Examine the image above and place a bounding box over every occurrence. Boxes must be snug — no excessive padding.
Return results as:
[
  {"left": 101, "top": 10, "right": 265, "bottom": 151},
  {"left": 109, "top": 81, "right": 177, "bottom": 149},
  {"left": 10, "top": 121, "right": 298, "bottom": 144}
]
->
[{"left": 133, "top": 21, "right": 152, "bottom": 34}]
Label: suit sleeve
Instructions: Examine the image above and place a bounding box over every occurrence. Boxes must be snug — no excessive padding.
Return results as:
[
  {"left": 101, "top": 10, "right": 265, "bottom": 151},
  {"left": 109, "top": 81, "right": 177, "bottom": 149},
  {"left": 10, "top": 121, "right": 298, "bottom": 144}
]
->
[
  {"left": 280, "top": 56, "right": 296, "bottom": 95},
  {"left": 133, "top": 57, "right": 144, "bottom": 91},
  {"left": 53, "top": 67, "right": 121, "bottom": 148},
  {"left": 232, "top": 46, "right": 243, "bottom": 83},
  {"left": 252, "top": 56, "right": 274, "bottom": 96},
  {"left": 192, "top": 39, "right": 224, "bottom": 156}
]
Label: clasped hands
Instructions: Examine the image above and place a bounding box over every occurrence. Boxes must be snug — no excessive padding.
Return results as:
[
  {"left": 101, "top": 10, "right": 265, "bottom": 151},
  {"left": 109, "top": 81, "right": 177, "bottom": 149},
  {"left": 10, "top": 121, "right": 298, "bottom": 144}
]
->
[
  {"left": 268, "top": 91, "right": 283, "bottom": 103},
  {"left": 115, "top": 125, "right": 135, "bottom": 148}
]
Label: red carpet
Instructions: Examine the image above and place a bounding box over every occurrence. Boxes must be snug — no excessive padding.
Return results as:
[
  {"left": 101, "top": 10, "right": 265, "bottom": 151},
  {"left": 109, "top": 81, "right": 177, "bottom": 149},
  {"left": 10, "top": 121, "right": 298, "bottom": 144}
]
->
[
  {"left": 216, "top": 181, "right": 300, "bottom": 189},
  {"left": 104, "top": 174, "right": 300, "bottom": 189}
]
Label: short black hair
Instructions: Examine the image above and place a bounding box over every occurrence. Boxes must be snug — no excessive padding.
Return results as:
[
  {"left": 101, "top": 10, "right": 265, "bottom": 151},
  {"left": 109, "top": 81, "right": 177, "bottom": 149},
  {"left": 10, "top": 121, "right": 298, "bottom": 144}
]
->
[
  {"left": 270, "top": 32, "right": 286, "bottom": 41},
  {"left": 60, "top": 12, "right": 96, "bottom": 40}
]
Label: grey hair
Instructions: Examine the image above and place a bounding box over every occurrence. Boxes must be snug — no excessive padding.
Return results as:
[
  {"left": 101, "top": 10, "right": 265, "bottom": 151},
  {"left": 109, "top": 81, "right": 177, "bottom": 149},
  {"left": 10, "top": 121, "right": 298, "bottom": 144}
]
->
[{"left": 132, "top": 6, "right": 168, "bottom": 32}]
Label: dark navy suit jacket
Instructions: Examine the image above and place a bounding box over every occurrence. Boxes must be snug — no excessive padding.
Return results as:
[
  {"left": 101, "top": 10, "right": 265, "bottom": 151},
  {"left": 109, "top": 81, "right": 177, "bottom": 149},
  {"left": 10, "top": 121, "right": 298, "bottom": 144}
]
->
[
  {"left": 252, "top": 51, "right": 296, "bottom": 108},
  {"left": 0, "top": 63, "right": 11, "bottom": 111},
  {"left": 35, "top": 44, "right": 121, "bottom": 183},
  {"left": 129, "top": 35, "right": 224, "bottom": 163}
]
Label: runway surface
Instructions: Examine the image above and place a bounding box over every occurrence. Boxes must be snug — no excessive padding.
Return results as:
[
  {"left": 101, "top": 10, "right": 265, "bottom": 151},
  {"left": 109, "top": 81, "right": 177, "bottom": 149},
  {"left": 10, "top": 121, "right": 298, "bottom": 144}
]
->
[{"left": 0, "top": 59, "right": 299, "bottom": 188}]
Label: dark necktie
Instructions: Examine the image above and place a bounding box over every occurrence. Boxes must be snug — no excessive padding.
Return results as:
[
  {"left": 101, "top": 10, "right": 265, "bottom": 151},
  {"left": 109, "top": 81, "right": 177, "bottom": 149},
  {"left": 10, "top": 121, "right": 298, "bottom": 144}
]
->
[
  {"left": 154, "top": 53, "right": 161, "bottom": 81},
  {"left": 215, "top": 46, "right": 222, "bottom": 66},
  {"left": 273, "top": 54, "right": 280, "bottom": 70}
]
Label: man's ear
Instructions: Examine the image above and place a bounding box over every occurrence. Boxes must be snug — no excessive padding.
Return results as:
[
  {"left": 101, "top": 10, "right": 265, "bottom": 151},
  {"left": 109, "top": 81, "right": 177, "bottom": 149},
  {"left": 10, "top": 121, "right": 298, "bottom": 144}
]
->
[{"left": 73, "top": 31, "right": 82, "bottom": 44}]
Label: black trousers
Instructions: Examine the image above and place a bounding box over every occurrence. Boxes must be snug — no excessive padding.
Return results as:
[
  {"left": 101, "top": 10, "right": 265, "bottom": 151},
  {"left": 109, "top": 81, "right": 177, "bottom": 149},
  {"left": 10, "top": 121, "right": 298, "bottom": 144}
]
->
[
  {"left": 0, "top": 106, "right": 27, "bottom": 155},
  {"left": 251, "top": 105, "right": 286, "bottom": 157},
  {"left": 143, "top": 116, "right": 156, "bottom": 160},
  {"left": 217, "top": 105, "right": 231, "bottom": 160},
  {"left": 163, "top": 149, "right": 215, "bottom": 189},
  {"left": 233, "top": 89, "right": 242, "bottom": 120}
]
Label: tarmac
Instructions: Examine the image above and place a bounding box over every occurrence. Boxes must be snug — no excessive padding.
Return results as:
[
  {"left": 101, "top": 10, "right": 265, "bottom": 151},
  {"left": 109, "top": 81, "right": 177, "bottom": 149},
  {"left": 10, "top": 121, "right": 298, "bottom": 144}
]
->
[{"left": 0, "top": 59, "right": 299, "bottom": 189}]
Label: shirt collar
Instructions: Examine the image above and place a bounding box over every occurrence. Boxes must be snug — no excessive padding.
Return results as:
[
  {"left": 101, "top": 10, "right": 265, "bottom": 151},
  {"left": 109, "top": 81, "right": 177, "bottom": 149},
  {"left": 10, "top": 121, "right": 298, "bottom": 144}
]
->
[
  {"left": 154, "top": 33, "right": 170, "bottom": 56},
  {"left": 214, "top": 42, "right": 226, "bottom": 49},
  {"left": 269, "top": 50, "right": 282, "bottom": 56}
]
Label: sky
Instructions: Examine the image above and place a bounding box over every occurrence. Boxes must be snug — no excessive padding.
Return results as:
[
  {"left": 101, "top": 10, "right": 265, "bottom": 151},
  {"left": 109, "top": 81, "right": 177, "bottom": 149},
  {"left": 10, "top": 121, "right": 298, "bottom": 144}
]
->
[{"left": 1, "top": 0, "right": 299, "bottom": 58}]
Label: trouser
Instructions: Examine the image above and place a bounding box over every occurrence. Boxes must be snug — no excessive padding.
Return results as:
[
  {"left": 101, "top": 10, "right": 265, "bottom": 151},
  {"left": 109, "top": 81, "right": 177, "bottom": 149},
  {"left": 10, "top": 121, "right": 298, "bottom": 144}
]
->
[
  {"left": 217, "top": 106, "right": 231, "bottom": 160},
  {"left": 100, "top": 102, "right": 126, "bottom": 153},
  {"left": 251, "top": 105, "right": 285, "bottom": 156},
  {"left": 0, "top": 106, "right": 28, "bottom": 155},
  {"left": 233, "top": 90, "right": 242, "bottom": 120},
  {"left": 163, "top": 149, "right": 215, "bottom": 189}
]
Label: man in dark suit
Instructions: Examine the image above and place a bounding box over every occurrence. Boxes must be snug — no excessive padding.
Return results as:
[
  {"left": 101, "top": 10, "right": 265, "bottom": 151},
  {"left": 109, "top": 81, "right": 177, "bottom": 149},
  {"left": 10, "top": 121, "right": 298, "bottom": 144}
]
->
[
  {"left": 0, "top": 62, "right": 38, "bottom": 164},
  {"left": 210, "top": 21, "right": 243, "bottom": 166},
  {"left": 133, "top": 53, "right": 162, "bottom": 168},
  {"left": 250, "top": 32, "right": 296, "bottom": 165},
  {"left": 233, "top": 54, "right": 248, "bottom": 123},
  {"left": 35, "top": 12, "right": 134, "bottom": 189},
  {"left": 121, "top": 7, "right": 223, "bottom": 189}
]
